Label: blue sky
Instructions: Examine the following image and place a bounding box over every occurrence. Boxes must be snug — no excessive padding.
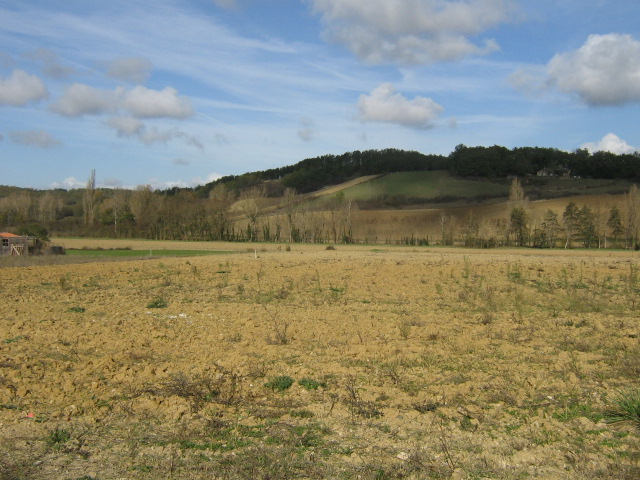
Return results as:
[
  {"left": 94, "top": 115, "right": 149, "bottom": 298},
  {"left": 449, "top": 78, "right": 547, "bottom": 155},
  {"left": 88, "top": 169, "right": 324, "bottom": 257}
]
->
[{"left": 1, "top": 0, "right": 640, "bottom": 189}]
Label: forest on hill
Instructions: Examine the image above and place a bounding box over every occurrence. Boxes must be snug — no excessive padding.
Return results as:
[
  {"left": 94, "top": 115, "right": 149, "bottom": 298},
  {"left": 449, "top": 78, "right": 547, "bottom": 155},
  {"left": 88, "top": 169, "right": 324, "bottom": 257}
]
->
[
  {"left": 1, "top": 146, "right": 640, "bottom": 248},
  {"left": 192, "top": 145, "right": 640, "bottom": 198}
]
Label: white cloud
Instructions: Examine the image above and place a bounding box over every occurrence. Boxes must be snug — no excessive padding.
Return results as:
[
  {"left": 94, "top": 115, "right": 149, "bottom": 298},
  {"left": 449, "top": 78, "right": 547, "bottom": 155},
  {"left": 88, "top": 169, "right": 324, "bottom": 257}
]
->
[
  {"left": 547, "top": 34, "right": 640, "bottom": 106},
  {"left": 107, "top": 116, "right": 145, "bottom": 137},
  {"left": 123, "top": 86, "right": 194, "bottom": 119},
  {"left": 9, "top": 130, "right": 61, "bottom": 148},
  {"left": 581, "top": 133, "right": 638, "bottom": 154},
  {"left": 51, "top": 84, "right": 194, "bottom": 119},
  {"left": 357, "top": 83, "right": 443, "bottom": 128},
  {"left": 149, "top": 172, "right": 222, "bottom": 189},
  {"left": 50, "top": 177, "right": 85, "bottom": 189},
  {"left": 310, "top": 0, "right": 514, "bottom": 64},
  {"left": 50, "top": 83, "right": 118, "bottom": 116},
  {"left": 0, "top": 69, "right": 48, "bottom": 106},
  {"left": 107, "top": 57, "right": 153, "bottom": 83}
]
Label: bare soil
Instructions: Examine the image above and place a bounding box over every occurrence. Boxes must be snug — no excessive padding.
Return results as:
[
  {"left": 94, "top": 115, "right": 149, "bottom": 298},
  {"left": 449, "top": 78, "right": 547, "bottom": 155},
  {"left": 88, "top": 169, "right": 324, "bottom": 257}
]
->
[{"left": 1, "top": 241, "right": 639, "bottom": 479}]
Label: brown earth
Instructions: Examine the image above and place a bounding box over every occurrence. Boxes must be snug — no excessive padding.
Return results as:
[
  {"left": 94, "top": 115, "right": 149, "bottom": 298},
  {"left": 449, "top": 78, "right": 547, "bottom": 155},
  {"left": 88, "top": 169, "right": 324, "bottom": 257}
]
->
[{"left": 1, "top": 242, "right": 639, "bottom": 479}]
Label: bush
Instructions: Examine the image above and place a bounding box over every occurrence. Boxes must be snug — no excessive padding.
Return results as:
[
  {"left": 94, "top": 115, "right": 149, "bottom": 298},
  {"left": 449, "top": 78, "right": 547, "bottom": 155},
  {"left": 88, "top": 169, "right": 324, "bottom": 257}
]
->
[
  {"left": 299, "top": 378, "right": 327, "bottom": 390},
  {"left": 265, "top": 376, "right": 295, "bottom": 392}
]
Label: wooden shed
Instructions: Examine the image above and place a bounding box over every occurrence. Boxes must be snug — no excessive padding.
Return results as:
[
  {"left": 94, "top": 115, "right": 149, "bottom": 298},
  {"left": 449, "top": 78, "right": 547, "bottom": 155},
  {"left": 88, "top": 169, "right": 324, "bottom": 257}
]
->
[{"left": 0, "top": 233, "right": 30, "bottom": 256}]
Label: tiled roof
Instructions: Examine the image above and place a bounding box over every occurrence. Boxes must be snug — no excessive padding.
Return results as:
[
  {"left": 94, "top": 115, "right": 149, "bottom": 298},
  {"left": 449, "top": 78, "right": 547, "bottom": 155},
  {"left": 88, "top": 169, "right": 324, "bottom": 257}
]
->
[{"left": 0, "top": 232, "right": 21, "bottom": 238}]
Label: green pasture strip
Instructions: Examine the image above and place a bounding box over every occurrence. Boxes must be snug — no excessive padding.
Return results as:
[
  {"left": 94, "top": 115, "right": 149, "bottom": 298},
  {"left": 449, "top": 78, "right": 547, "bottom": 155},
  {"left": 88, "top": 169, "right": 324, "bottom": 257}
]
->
[
  {"left": 66, "top": 249, "right": 231, "bottom": 258},
  {"left": 339, "top": 171, "right": 508, "bottom": 201}
]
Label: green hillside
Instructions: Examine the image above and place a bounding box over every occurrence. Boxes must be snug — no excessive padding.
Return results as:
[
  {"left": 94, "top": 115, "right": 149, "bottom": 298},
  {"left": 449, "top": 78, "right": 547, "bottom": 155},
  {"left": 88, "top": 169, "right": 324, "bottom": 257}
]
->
[
  {"left": 308, "top": 171, "right": 634, "bottom": 209},
  {"left": 341, "top": 171, "right": 507, "bottom": 202}
]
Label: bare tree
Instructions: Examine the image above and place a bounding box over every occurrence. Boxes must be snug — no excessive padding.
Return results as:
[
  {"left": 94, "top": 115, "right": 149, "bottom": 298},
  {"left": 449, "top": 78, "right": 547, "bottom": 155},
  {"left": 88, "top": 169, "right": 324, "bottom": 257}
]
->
[
  {"left": 240, "top": 185, "right": 266, "bottom": 241},
  {"left": 508, "top": 177, "right": 527, "bottom": 208},
  {"left": 626, "top": 184, "right": 640, "bottom": 248},
  {"left": 83, "top": 169, "right": 96, "bottom": 226},
  {"left": 207, "top": 184, "right": 235, "bottom": 240},
  {"left": 38, "top": 192, "right": 62, "bottom": 223},
  {"left": 129, "top": 185, "right": 154, "bottom": 236}
]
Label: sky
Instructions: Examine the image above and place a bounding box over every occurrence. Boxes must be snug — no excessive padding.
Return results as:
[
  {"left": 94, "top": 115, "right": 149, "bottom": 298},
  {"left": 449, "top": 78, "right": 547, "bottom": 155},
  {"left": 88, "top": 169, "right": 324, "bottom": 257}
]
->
[{"left": 1, "top": 0, "right": 640, "bottom": 190}]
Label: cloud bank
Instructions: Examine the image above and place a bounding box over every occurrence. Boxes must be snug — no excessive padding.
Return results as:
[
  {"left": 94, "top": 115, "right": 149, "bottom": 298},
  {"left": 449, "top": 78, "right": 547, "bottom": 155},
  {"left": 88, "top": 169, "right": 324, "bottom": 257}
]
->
[
  {"left": 358, "top": 83, "right": 443, "bottom": 128},
  {"left": 310, "top": 0, "right": 514, "bottom": 64}
]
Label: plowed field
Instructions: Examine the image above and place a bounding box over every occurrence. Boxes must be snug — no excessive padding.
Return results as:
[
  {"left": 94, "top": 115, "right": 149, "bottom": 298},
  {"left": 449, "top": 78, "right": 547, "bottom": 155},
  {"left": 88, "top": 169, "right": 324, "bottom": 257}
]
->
[{"left": 1, "top": 242, "right": 639, "bottom": 479}]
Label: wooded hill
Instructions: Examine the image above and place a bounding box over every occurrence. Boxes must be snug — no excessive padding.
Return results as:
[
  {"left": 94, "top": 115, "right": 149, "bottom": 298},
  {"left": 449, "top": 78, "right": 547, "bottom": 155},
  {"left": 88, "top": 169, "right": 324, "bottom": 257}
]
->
[
  {"left": 190, "top": 145, "right": 640, "bottom": 198},
  {"left": 1, "top": 146, "right": 639, "bottom": 247}
]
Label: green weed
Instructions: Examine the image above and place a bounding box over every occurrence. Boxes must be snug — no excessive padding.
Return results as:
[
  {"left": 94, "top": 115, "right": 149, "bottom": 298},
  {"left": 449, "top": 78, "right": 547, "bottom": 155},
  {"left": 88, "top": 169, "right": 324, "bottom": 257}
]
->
[
  {"left": 605, "top": 388, "right": 640, "bottom": 429},
  {"left": 147, "top": 297, "right": 168, "bottom": 309},
  {"left": 46, "top": 427, "right": 71, "bottom": 450},
  {"left": 265, "top": 376, "right": 295, "bottom": 392},
  {"left": 298, "top": 378, "right": 327, "bottom": 390}
]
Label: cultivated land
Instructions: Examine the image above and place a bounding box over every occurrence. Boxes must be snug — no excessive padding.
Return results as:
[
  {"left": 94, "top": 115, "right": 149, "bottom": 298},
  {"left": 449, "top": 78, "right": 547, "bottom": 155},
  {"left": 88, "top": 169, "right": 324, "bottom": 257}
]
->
[{"left": 1, "top": 241, "right": 639, "bottom": 479}]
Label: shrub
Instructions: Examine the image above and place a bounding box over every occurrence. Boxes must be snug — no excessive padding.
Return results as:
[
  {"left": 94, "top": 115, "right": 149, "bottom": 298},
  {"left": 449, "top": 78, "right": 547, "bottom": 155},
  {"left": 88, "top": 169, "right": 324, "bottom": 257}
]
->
[
  {"left": 265, "top": 376, "right": 295, "bottom": 392},
  {"left": 299, "top": 378, "right": 327, "bottom": 390}
]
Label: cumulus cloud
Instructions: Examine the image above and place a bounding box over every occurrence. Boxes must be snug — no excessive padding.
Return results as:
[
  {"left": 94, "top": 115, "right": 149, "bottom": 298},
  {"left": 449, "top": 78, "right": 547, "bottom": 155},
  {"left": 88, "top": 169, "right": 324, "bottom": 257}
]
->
[
  {"left": 357, "top": 83, "right": 443, "bottom": 128},
  {"left": 107, "top": 116, "right": 145, "bottom": 137},
  {"left": 50, "top": 83, "right": 118, "bottom": 116},
  {"left": 9, "top": 130, "right": 61, "bottom": 148},
  {"left": 50, "top": 84, "right": 194, "bottom": 119},
  {"left": 107, "top": 57, "right": 153, "bottom": 83},
  {"left": 516, "top": 34, "right": 640, "bottom": 106},
  {"left": 122, "top": 86, "right": 194, "bottom": 119},
  {"left": 310, "top": 0, "right": 514, "bottom": 64},
  {"left": 581, "top": 133, "right": 638, "bottom": 154},
  {"left": 0, "top": 69, "right": 48, "bottom": 106}
]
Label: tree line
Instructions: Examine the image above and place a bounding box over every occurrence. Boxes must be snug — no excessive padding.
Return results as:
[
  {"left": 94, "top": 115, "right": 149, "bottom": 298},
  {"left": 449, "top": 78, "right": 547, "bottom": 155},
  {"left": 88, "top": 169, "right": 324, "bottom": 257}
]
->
[{"left": 1, "top": 146, "right": 640, "bottom": 247}]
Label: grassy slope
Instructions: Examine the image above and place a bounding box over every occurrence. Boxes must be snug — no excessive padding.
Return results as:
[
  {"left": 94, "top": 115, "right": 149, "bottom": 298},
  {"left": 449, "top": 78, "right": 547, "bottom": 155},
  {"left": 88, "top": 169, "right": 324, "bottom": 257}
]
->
[
  {"left": 314, "top": 171, "right": 632, "bottom": 205},
  {"left": 338, "top": 171, "right": 508, "bottom": 202}
]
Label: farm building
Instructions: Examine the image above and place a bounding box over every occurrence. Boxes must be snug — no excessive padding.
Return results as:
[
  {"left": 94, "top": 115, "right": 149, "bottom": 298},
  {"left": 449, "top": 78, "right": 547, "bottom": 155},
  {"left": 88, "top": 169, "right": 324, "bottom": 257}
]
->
[{"left": 0, "top": 232, "right": 31, "bottom": 256}]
